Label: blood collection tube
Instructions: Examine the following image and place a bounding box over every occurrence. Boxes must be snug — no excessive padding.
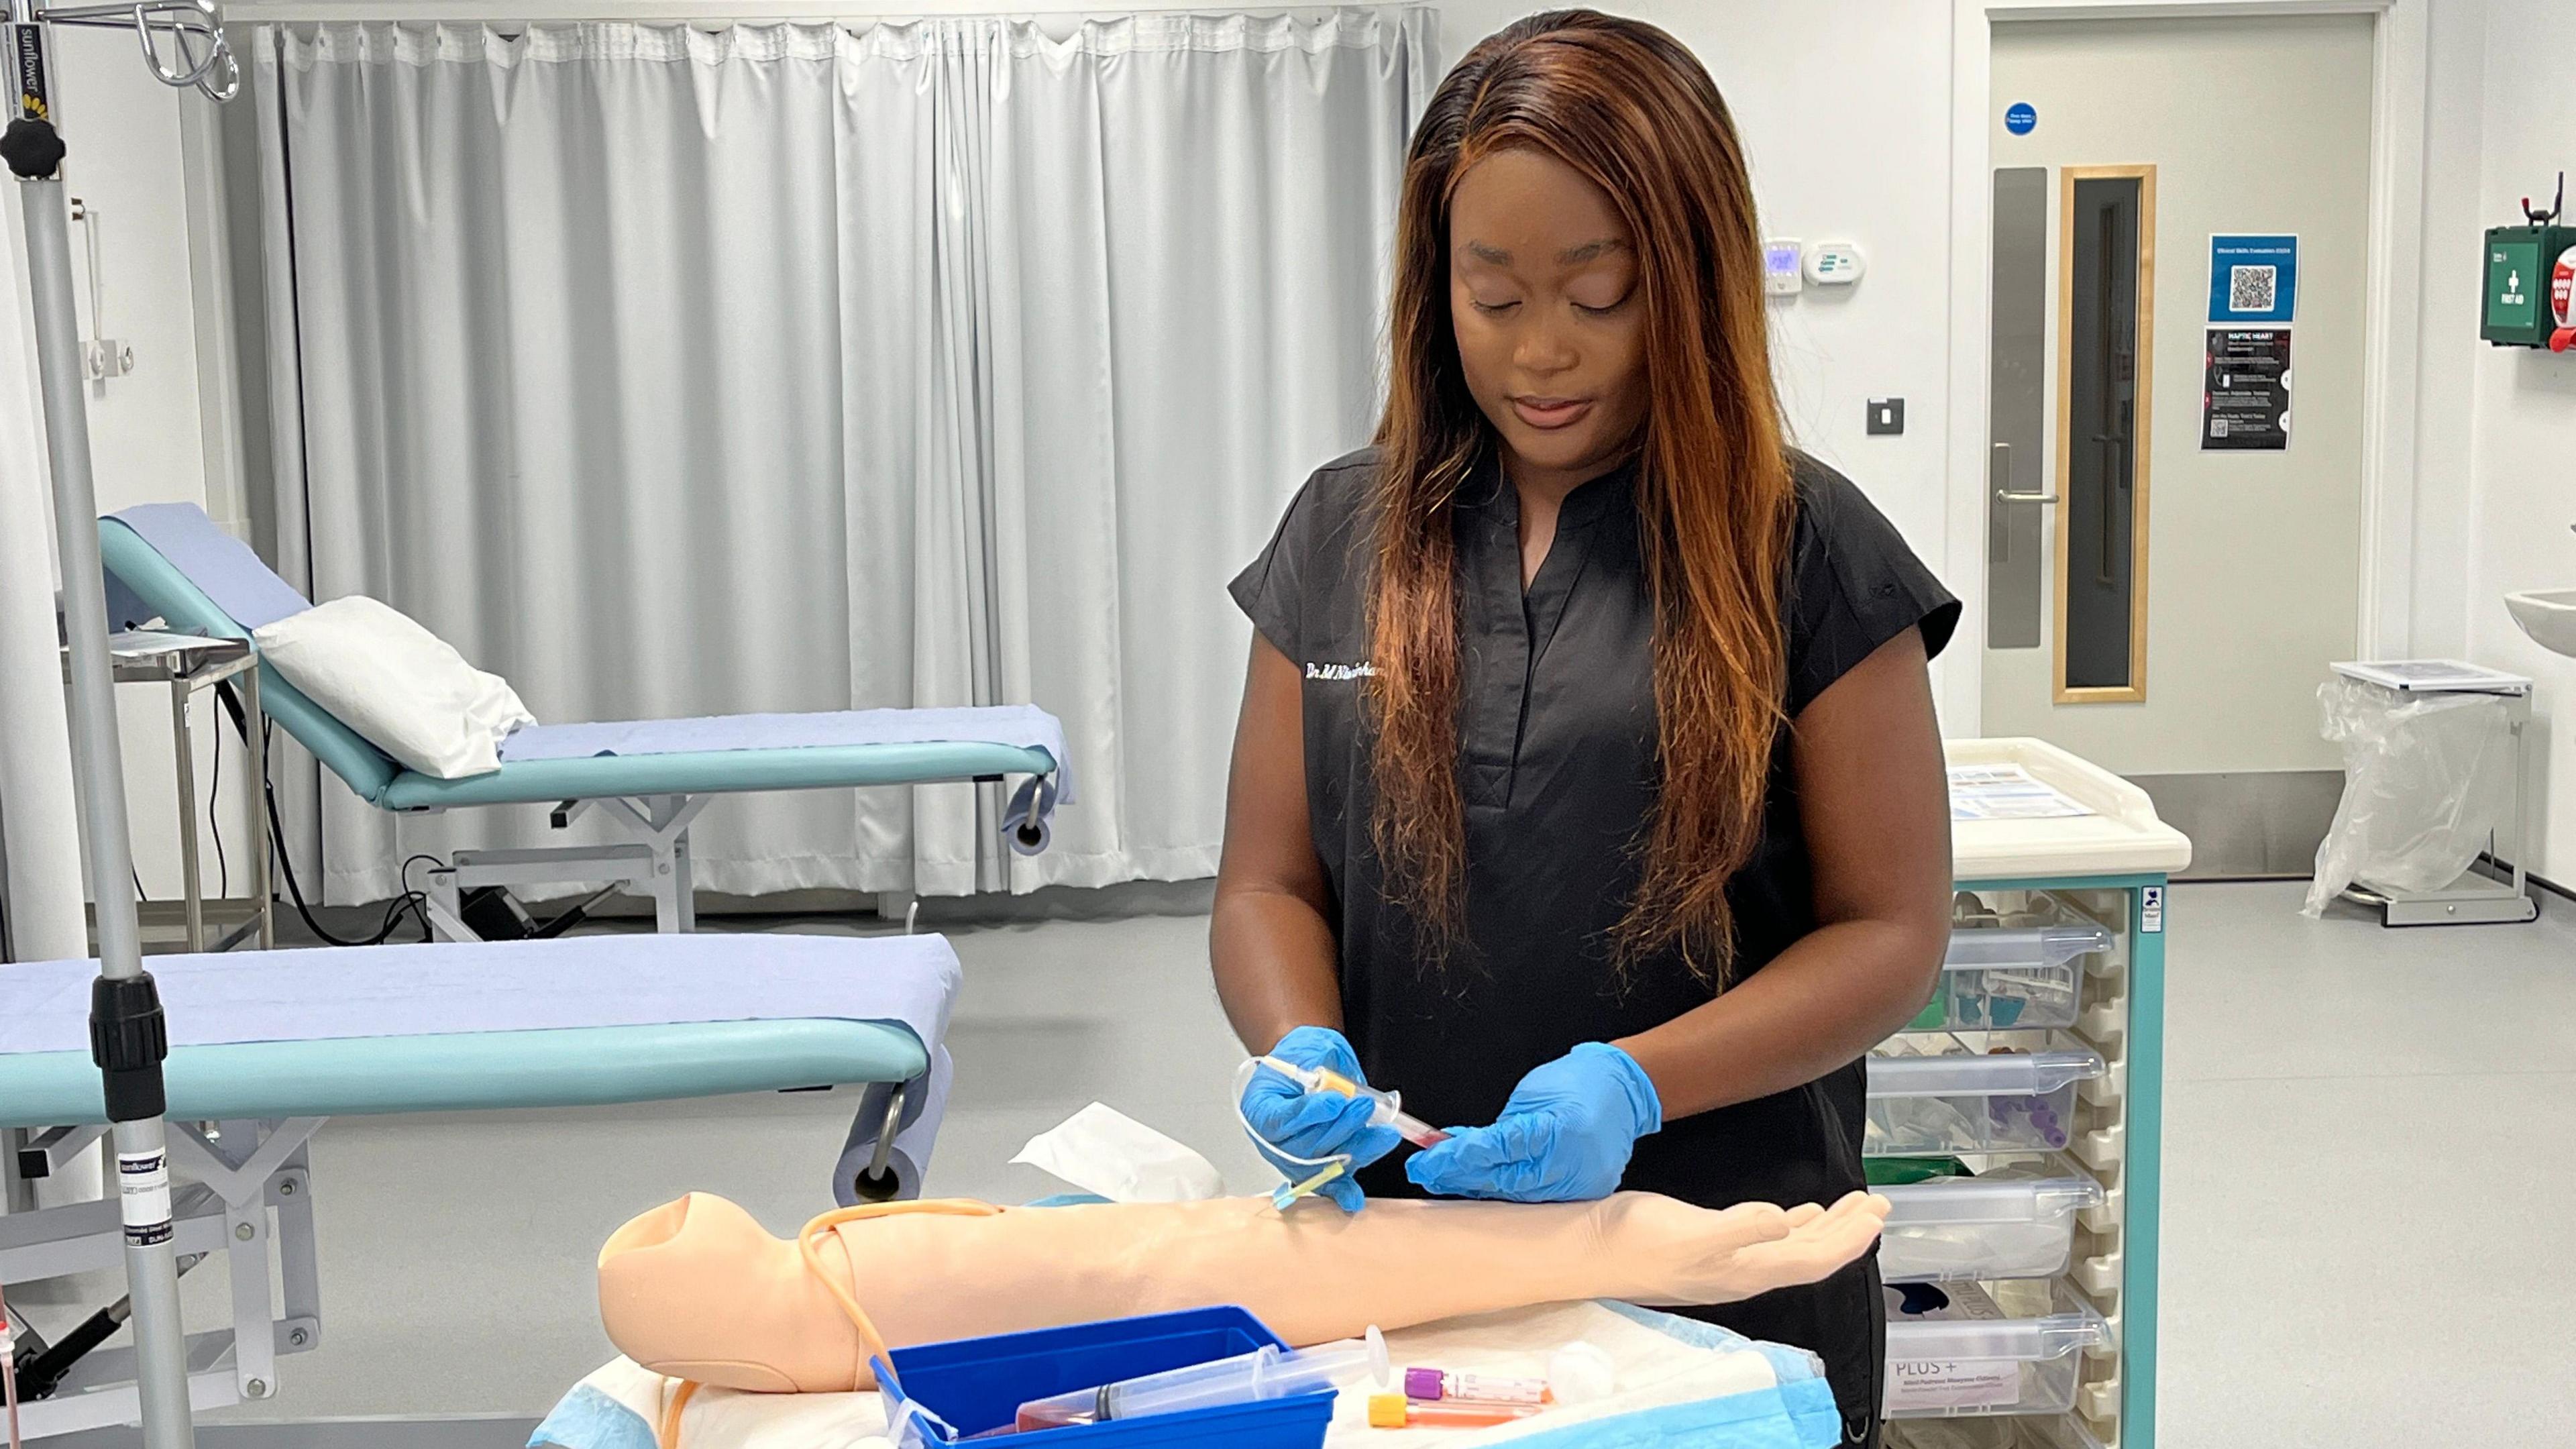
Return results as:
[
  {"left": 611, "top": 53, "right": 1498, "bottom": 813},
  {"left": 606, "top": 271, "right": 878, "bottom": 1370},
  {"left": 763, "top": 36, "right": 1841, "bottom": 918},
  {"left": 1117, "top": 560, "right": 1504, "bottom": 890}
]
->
[
  {"left": 1367, "top": 1394, "right": 1542, "bottom": 1430},
  {"left": 1403, "top": 1366, "right": 1551, "bottom": 1405},
  {"left": 1263, "top": 1058, "right": 1451, "bottom": 1148}
]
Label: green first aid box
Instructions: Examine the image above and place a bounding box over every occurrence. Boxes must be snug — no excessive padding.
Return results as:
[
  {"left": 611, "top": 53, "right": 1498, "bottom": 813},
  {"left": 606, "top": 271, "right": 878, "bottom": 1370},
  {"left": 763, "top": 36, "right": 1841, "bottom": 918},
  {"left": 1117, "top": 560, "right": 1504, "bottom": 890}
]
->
[{"left": 2482, "top": 224, "right": 2570, "bottom": 347}]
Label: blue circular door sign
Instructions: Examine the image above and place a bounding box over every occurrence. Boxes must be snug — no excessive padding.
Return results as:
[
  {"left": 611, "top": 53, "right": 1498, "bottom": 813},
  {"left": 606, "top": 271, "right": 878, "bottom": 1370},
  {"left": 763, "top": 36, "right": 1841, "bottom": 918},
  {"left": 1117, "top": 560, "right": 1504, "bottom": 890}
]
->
[{"left": 2004, "top": 102, "right": 2037, "bottom": 136}]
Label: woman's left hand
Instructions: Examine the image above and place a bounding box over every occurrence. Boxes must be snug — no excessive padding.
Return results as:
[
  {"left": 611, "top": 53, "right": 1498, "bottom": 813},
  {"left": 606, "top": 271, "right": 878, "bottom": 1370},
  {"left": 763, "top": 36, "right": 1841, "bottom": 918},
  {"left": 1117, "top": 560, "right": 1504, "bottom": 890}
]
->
[{"left": 1405, "top": 1042, "right": 1663, "bottom": 1202}]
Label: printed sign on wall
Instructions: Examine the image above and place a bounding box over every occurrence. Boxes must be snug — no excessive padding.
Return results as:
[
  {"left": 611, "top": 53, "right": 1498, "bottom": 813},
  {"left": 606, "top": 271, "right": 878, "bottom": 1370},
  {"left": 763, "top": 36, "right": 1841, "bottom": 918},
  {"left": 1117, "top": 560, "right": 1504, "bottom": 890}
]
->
[
  {"left": 2202, "top": 328, "right": 2292, "bottom": 451},
  {"left": 2207, "top": 234, "right": 2298, "bottom": 324}
]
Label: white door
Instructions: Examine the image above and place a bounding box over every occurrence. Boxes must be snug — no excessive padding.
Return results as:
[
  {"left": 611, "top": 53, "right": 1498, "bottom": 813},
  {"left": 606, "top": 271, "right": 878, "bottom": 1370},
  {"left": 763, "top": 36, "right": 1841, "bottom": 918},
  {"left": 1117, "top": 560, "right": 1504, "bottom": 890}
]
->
[{"left": 1980, "top": 15, "right": 2375, "bottom": 869}]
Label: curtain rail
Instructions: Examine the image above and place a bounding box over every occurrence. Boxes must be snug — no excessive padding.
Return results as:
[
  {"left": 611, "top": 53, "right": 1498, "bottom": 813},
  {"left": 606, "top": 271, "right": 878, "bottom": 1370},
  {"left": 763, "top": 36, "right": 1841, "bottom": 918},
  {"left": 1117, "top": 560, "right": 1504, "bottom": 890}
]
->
[{"left": 226, "top": 2, "right": 1428, "bottom": 25}]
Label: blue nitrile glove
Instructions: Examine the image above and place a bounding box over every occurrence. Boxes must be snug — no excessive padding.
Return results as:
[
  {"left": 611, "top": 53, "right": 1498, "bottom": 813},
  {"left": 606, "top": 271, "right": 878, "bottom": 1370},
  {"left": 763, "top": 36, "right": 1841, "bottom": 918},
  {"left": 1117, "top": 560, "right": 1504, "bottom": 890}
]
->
[
  {"left": 1405, "top": 1042, "right": 1662, "bottom": 1203},
  {"left": 1239, "top": 1026, "right": 1404, "bottom": 1213}
]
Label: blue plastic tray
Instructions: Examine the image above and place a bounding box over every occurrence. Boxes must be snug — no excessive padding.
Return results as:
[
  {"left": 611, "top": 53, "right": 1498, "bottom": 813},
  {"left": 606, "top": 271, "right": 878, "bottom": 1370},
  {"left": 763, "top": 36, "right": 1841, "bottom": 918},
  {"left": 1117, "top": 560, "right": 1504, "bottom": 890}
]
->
[{"left": 877, "top": 1306, "right": 1336, "bottom": 1448}]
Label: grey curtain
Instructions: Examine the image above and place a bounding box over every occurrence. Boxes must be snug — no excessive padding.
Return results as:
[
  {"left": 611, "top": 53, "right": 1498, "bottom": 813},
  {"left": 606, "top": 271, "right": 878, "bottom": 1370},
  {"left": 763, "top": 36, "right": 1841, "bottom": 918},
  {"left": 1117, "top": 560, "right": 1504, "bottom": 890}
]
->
[{"left": 250, "top": 11, "right": 1432, "bottom": 902}]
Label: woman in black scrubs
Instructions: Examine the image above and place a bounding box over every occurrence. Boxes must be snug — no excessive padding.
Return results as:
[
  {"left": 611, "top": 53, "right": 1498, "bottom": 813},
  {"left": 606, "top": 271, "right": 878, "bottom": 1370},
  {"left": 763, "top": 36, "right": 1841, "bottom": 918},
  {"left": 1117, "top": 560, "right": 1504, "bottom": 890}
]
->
[{"left": 1212, "top": 11, "right": 1957, "bottom": 1447}]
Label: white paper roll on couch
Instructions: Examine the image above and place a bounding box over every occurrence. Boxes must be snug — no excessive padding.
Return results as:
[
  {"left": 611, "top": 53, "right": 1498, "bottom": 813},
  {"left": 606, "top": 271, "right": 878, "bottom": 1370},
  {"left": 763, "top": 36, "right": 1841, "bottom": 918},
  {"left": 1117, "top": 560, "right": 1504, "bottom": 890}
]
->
[{"left": 1003, "top": 775, "right": 1057, "bottom": 857}]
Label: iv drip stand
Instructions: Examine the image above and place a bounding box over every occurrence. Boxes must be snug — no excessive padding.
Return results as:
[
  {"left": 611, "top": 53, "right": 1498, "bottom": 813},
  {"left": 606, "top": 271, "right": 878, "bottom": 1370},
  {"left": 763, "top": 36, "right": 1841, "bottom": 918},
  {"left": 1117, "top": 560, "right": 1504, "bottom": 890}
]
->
[{"left": 3, "top": 5, "right": 237, "bottom": 1446}]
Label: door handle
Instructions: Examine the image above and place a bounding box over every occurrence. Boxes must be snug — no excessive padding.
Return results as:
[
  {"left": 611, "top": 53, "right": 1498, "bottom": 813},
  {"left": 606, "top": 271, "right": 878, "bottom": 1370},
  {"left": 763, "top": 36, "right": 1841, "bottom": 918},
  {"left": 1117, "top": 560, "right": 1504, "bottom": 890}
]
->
[
  {"left": 1991, "top": 442, "right": 2059, "bottom": 504},
  {"left": 2097, "top": 437, "right": 2118, "bottom": 583}
]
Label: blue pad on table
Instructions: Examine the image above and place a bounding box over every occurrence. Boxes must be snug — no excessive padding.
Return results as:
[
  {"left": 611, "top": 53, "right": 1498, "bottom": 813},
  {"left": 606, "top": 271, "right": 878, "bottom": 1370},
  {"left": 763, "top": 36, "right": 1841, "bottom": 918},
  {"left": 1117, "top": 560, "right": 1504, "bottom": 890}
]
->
[{"left": 0, "top": 932, "right": 958, "bottom": 1195}]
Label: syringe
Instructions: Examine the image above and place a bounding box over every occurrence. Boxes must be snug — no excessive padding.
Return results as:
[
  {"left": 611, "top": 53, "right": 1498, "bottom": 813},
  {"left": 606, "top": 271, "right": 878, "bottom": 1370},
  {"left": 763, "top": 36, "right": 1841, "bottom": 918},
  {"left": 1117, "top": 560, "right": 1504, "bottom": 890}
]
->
[
  {"left": 1012, "top": 1326, "right": 1390, "bottom": 1430},
  {"left": 1254, "top": 1057, "right": 1451, "bottom": 1148}
]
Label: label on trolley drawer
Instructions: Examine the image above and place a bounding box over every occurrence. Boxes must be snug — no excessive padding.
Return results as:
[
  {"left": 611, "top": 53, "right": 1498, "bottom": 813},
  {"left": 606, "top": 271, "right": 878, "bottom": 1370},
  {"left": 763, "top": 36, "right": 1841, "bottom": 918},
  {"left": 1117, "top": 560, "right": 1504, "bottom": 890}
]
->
[
  {"left": 1886, "top": 1358, "right": 2021, "bottom": 1412},
  {"left": 1884, "top": 1282, "right": 2022, "bottom": 1413},
  {"left": 118, "top": 1150, "right": 174, "bottom": 1246},
  {"left": 2141, "top": 885, "right": 2165, "bottom": 933}
]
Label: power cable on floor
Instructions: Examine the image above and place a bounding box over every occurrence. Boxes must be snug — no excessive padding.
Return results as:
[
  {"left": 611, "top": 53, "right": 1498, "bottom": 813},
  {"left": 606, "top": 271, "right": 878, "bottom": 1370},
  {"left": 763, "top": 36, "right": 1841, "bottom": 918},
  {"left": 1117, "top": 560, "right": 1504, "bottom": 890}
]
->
[
  {"left": 213, "top": 680, "right": 439, "bottom": 946},
  {"left": 207, "top": 705, "right": 227, "bottom": 900}
]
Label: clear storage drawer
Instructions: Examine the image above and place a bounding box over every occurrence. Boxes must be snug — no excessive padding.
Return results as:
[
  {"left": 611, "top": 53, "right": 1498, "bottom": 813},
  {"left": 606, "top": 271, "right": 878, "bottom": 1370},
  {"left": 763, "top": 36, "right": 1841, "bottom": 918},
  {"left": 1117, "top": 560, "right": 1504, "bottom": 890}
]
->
[
  {"left": 1910, "top": 922, "right": 2115, "bottom": 1032},
  {"left": 1878, "top": 1175, "right": 2104, "bottom": 1283},
  {"left": 1883, "top": 1279, "right": 2112, "bottom": 1419},
  {"left": 1864, "top": 1034, "right": 2106, "bottom": 1157},
  {"left": 1887, "top": 1413, "right": 2108, "bottom": 1449}
]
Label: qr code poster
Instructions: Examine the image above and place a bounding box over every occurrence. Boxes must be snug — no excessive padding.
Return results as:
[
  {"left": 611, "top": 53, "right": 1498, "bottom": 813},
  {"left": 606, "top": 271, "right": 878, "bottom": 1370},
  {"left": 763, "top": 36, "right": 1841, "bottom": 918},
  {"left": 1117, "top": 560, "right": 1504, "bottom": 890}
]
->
[
  {"left": 2229, "top": 265, "right": 2277, "bottom": 314},
  {"left": 2208, "top": 234, "right": 2298, "bottom": 323}
]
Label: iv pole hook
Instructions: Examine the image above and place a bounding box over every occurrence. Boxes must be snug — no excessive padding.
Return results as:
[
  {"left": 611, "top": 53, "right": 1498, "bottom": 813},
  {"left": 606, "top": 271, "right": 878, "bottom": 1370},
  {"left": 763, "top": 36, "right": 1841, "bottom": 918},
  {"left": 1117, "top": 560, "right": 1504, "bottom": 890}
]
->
[{"left": 29, "top": 0, "right": 240, "bottom": 100}]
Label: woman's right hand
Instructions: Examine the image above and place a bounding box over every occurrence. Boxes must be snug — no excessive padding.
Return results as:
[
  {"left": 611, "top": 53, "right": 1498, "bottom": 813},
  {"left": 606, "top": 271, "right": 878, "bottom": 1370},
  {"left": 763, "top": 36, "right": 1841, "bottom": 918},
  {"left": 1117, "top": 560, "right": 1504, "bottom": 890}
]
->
[{"left": 1240, "top": 1026, "right": 1403, "bottom": 1212}]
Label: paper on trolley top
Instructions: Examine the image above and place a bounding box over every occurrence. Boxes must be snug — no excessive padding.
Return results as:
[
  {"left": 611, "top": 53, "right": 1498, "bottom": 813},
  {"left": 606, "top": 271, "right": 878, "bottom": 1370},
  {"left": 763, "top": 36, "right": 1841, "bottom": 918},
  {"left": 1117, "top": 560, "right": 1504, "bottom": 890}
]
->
[{"left": 1947, "top": 763, "right": 2094, "bottom": 823}]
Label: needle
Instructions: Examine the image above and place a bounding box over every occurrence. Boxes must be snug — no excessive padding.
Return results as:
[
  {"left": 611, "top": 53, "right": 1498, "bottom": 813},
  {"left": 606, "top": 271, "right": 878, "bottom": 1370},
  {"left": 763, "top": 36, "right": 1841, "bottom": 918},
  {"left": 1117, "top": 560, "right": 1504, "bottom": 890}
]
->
[{"left": 1271, "top": 1161, "right": 1346, "bottom": 1211}]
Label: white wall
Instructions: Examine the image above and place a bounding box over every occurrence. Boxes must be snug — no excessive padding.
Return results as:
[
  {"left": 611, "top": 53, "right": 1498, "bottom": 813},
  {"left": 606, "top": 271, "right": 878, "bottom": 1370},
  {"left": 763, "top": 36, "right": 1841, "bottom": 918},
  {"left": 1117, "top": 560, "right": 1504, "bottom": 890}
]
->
[
  {"left": 2318, "top": 0, "right": 2576, "bottom": 885},
  {"left": 2456, "top": 0, "right": 2576, "bottom": 882},
  {"left": 2402, "top": 0, "right": 2485, "bottom": 663}
]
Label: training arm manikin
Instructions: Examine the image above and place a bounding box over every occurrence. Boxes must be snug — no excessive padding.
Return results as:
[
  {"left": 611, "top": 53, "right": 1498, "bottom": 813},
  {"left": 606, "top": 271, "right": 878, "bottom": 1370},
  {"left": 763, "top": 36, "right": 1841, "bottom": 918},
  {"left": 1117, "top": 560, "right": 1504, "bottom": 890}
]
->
[{"left": 597, "top": 1188, "right": 1888, "bottom": 1394}]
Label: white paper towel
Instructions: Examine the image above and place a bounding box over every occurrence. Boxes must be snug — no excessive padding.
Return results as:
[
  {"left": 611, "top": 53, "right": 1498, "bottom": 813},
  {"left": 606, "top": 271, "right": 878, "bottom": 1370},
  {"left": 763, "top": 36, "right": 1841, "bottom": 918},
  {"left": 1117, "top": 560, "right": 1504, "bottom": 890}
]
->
[{"left": 1010, "top": 1102, "right": 1226, "bottom": 1202}]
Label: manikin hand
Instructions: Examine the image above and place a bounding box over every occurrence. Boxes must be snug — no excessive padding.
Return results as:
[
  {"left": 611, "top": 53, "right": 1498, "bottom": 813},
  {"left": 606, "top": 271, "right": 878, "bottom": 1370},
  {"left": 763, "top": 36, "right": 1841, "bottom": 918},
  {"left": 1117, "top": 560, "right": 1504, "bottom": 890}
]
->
[{"left": 1580, "top": 1187, "right": 1890, "bottom": 1307}]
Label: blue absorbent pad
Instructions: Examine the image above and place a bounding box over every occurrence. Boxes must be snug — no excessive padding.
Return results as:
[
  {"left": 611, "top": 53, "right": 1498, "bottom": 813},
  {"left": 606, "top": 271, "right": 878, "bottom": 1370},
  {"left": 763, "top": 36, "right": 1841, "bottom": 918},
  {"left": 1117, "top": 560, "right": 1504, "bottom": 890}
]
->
[
  {"left": 530, "top": 1299, "right": 1847, "bottom": 1449},
  {"left": 529, "top": 1387, "right": 659, "bottom": 1449},
  {"left": 0, "top": 932, "right": 959, "bottom": 1189},
  {"left": 0, "top": 932, "right": 958, "bottom": 1055},
  {"left": 109, "top": 502, "right": 315, "bottom": 629},
  {"left": 1508, "top": 1375, "right": 1844, "bottom": 1449},
  {"left": 500, "top": 706, "right": 1075, "bottom": 801}
]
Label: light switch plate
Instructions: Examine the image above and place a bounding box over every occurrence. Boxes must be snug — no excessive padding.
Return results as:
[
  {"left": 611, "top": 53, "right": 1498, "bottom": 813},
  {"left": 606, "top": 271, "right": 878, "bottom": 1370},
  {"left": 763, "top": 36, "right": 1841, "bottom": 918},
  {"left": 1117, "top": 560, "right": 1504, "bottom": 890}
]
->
[{"left": 1867, "top": 398, "right": 1904, "bottom": 435}]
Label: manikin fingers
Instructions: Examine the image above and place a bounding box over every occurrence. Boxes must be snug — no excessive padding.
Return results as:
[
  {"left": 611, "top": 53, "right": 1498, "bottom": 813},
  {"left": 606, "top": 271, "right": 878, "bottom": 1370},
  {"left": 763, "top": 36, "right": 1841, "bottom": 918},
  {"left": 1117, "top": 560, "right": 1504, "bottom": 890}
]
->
[
  {"left": 1801, "top": 1203, "right": 1888, "bottom": 1259},
  {"left": 1826, "top": 1190, "right": 1893, "bottom": 1224},
  {"left": 1788, "top": 1191, "right": 1890, "bottom": 1244},
  {"left": 1736, "top": 1232, "right": 1874, "bottom": 1286},
  {"left": 1738, "top": 1193, "right": 1888, "bottom": 1281},
  {"left": 1705, "top": 1199, "right": 1795, "bottom": 1242}
]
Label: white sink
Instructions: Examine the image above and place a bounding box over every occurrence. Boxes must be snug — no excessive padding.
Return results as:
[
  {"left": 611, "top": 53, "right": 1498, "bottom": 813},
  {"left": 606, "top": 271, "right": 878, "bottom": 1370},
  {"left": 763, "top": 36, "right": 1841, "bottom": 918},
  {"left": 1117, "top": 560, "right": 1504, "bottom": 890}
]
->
[{"left": 2507, "top": 589, "right": 2576, "bottom": 658}]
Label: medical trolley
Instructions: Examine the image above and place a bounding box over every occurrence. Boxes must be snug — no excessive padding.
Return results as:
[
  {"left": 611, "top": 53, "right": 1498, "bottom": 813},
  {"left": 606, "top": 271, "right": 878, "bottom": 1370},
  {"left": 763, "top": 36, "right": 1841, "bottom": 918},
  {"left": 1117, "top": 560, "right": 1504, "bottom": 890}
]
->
[{"left": 1880, "top": 738, "right": 2190, "bottom": 1449}]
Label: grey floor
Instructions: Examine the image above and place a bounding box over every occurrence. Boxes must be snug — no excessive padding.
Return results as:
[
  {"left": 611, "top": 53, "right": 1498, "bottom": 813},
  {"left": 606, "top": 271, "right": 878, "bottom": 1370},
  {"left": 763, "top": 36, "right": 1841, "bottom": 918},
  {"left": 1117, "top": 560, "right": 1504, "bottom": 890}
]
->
[{"left": 18, "top": 881, "right": 2576, "bottom": 1446}]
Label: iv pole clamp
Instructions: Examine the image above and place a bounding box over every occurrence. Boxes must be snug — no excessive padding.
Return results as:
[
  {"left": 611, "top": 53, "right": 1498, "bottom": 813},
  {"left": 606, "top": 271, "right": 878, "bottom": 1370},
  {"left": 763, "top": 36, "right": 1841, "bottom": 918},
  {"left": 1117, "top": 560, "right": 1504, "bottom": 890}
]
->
[{"left": 4, "top": 2, "right": 237, "bottom": 1445}]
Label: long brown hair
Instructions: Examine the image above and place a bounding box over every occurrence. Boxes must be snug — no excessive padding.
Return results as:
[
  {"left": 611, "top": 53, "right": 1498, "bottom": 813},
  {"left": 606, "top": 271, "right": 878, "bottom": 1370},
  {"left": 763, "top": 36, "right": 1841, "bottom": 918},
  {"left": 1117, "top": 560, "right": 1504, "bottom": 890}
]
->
[{"left": 1366, "top": 9, "right": 1795, "bottom": 981}]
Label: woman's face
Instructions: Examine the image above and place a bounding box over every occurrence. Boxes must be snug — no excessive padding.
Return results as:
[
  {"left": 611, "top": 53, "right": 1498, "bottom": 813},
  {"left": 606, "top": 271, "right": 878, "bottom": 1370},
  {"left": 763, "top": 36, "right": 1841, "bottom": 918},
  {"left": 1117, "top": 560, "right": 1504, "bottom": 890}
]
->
[{"left": 1448, "top": 147, "right": 1649, "bottom": 492}]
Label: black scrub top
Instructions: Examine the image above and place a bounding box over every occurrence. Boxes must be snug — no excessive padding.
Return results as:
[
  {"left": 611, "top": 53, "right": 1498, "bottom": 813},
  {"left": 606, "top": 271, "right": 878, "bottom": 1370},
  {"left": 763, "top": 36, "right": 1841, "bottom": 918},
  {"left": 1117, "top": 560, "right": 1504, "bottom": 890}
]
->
[{"left": 1229, "top": 444, "right": 1959, "bottom": 1444}]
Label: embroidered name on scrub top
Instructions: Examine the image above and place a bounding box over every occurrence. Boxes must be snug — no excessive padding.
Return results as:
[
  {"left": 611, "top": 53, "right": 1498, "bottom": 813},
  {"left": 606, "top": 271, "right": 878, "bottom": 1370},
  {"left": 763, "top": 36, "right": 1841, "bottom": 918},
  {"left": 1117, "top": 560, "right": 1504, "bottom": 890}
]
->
[{"left": 1305, "top": 661, "right": 1377, "bottom": 682}]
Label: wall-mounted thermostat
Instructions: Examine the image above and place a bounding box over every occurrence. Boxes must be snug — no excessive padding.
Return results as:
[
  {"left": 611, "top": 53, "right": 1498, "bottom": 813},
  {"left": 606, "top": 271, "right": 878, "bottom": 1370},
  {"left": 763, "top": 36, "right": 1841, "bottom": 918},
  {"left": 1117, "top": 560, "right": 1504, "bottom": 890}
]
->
[
  {"left": 1764, "top": 239, "right": 1803, "bottom": 296},
  {"left": 1804, "top": 240, "right": 1865, "bottom": 286}
]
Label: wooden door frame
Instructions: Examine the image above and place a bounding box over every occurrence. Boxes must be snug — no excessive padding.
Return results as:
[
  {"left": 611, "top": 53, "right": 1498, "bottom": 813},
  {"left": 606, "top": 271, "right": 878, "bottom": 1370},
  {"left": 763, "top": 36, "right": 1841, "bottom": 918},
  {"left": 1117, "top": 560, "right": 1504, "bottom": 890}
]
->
[
  {"left": 2052, "top": 164, "right": 2155, "bottom": 704},
  {"left": 1940, "top": 0, "right": 2430, "bottom": 733}
]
